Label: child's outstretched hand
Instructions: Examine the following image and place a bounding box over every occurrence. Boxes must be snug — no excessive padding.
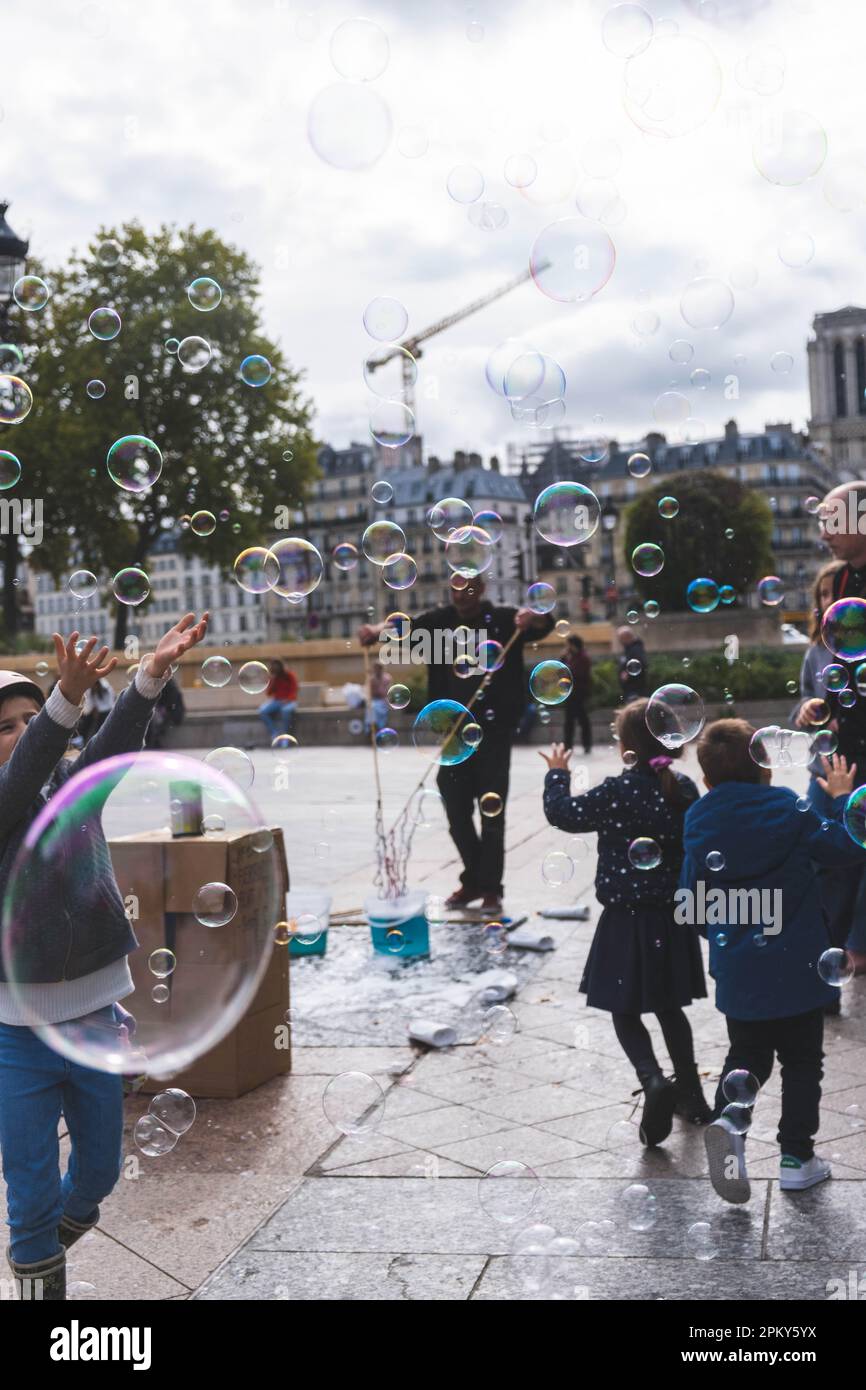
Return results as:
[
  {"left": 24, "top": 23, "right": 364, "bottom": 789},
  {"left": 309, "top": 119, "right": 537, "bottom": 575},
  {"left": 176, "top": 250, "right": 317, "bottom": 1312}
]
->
[
  {"left": 817, "top": 753, "right": 857, "bottom": 799},
  {"left": 539, "top": 742, "right": 572, "bottom": 771},
  {"left": 148, "top": 612, "right": 210, "bottom": 679},
  {"left": 53, "top": 632, "right": 119, "bottom": 705}
]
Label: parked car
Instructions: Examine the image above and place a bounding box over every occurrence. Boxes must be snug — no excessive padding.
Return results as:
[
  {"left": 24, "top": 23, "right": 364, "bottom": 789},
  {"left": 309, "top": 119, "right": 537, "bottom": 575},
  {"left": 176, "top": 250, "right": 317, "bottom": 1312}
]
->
[{"left": 781, "top": 622, "right": 809, "bottom": 646}]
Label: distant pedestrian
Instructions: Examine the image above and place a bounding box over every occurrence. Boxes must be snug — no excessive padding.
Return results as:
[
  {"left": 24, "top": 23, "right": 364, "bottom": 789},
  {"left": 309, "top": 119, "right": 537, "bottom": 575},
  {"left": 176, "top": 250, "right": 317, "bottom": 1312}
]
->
[
  {"left": 561, "top": 635, "right": 592, "bottom": 754},
  {"left": 365, "top": 662, "right": 390, "bottom": 733},
  {"left": 617, "top": 625, "right": 648, "bottom": 703},
  {"left": 258, "top": 659, "right": 298, "bottom": 742}
]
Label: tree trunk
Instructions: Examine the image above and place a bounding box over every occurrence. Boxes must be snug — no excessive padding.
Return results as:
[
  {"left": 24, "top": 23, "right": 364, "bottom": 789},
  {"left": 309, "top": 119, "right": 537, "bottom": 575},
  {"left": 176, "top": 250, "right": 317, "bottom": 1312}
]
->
[{"left": 3, "top": 532, "right": 19, "bottom": 641}]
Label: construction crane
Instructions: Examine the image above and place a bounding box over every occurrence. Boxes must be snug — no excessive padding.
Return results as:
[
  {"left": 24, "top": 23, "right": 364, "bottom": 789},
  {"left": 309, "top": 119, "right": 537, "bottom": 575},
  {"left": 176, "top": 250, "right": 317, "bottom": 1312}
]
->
[{"left": 364, "top": 263, "right": 540, "bottom": 424}]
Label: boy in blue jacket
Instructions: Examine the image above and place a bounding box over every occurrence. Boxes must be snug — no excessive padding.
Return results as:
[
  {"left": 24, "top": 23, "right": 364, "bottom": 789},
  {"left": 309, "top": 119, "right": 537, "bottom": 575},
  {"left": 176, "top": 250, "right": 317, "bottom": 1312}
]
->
[
  {"left": 679, "top": 718, "right": 862, "bottom": 1204},
  {"left": 0, "top": 614, "right": 208, "bottom": 1300}
]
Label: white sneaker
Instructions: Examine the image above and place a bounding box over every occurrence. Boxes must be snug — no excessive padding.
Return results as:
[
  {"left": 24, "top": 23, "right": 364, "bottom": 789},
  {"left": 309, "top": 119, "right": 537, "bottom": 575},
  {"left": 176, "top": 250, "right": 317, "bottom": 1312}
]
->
[
  {"left": 779, "top": 1155, "right": 831, "bottom": 1191},
  {"left": 705, "top": 1116, "right": 750, "bottom": 1204}
]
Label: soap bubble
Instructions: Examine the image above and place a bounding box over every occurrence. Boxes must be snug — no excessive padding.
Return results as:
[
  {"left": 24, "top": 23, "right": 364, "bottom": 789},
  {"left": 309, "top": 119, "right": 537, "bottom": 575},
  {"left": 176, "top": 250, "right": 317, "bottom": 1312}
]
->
[
  {"left": 238, "top": 661, "right": 269, "bottom": 695},
  {"left": 134, "top": 1115, "right": 178, "bottom": 1157},
  {"left": 233, "top": 547, "right": 279, "bottom": 594},
  {"left": 687, "top": 1221, "right": 719, "bottom": 1261},
  {"left": 480, "top": 1005, "right": 517, "bottom": 1045},
  {"left": 188, "top": 277, "right": 222, "bottom": 312},
  {"left": 371, "top": 480, "right": 394, "bottom": 505},
  {"left": 818, "top": 948, "right": 854, "bottom": 987},
  {"left": 190, "top": 510, "right": 216, "bottom": 537},
  {"left": 526, "top": 582, "right": 556, "bottom": 614},
  {"left": 653, "top": 391, "right": 690, "bottom": 424},
  {"left": 68, "top": 570, "right": 98, "bottom": 599},
  {"left": 624, "top": 35, "right": 722, "bottom": 139},
  {"left": 504, "top": 352, "right": 565, "bottom": 403},
  {"left": 542, "top": 851, "right": 574, "bottom": 886},
  {"left": 88, "top": 307, "right": 121, "bottom": 341},
  {"left": 778, "top": 232, "right": 814, "bottom": 269},
  {"left": 86, "top": 379, "right": 106, "bottom": 400},
  {"left": 486, "top": 338, "right": 538, "bottom": 396},
  {"left": 753, "top": 109, "right": 827, "bottom": 186},
  {"left": 533, "top": 481, "right": 600, "bottom": 547},
  {"left": 628, "top": 452, "right": 651, "bottom": 478},
  {"left": 0, "top": 451, "right": 21, "bottom": 489},
  {"left": 628, "top": 837, "right": 662, "bottom": 870},
  {"left": 669, "top": 339, "right": 694, "bottom": 363},
  {"left": 0, "top": 344, "right": 24, "bottom": 373},
  {"left": 757, "top": 575, "right": 784, "bottom": 606},
  {"left": 362, "top": 520, "right": 406, "bottom": 564},
  {"left": 721, "top": 1104, "right": 752, "bottom": 1136},
  {"left": 530, "top": 217, "right": 616, "bottom": 304},
  {"left": 149, "top": 1088, "right": 196, "bottom": 1136},
  {"left": 203, "top": 746, "right": 254, "bottom": 791},
  {"left": 447, "top": 164, "right": 484, "bottom": 204},
  {"left": 307, "top": 83, "right": 392, "bottom": 171},
  {"left": 480, "top": 792, "right": 503, "bottom": 818},
  {"left": 623, "top": 1183, "right": 657, "bottom": 1231},
  {"left": 686, "top": 577, "right": 719, "bottom": 613},
  {"left": 844, "top": 784, "right": 866, "bottom": 848},
  {"left": 270, "top": 538, "right": 324, "bottom": 599},
  {"left": 13, "top": 276, "right": 50, "bottom": 311},
  {"left": 363, "top": 298, "right": 408, "bottom": 342},
  {"left": 165, "top": 338, "right": 179, "bottom": 354},
  {"left": 112, "top": 567, "right": 150, "bottom": 606},
  {"left": 413, "top": 700, "right": 478, "bottom": 766},
  {"left": 822, "top": 664, "right": 848, "bottom": 692},
  {"left": 473, "top": 509, "right": 503, "bottom": 542},
  {"left": 504, "top": 153, "right": 537, "bottom": 188},
  {"left": 658, "top": 496, "right": 679, "bottom": 519},
  {"left": 396, "top": 124, "right": 428, "bottom": 158},
  {"left": 375, "top": 728, "right": 398, "bottom": 752},
  {"left": 645, "top": 684, "right": 705, "bottom": 749},
  {"left": 329, "top": 17, "right": 389, "bottom": 81},
  {"left": 106, "top": 435, "right": 163, "bottom": 494},
  {"left": 822, "top": 598, "right": 866, "bottom": 661},
  {"left": 428, "top": 498, "right": 473, "bottom": 540},
  {"left": 1, "top": 751, "right": 279, "bottom": 1074},
  {"left": 149, "top": 948, "right": 176, "bottom": 979},
  {"left": 706, "top": 850, "right": 726, "bottom": 872},
  {"left": 602, "top": 3, "right": 653, "bottom": 57},
  {"left": 680, "top": 277, "right": 734, "bottom": 330},
  {"left": 576, "top": 176, "right": 624, "bottom": 222},
  {"left": 240, "top": 355, "right": 272, "bottom": 387},
  {"left": 177, "top": 336, "right": 212, "bottom": 372},
  {"left": 332, "top": 542, "right": 359, "bottom": 572},
  {"left": 478, "top": 1161, "right": 540, "bottom": 1224},
  {"left": 529, "top": 661, "right": 572, "bottom": 706},
  {"left": 0, "top": 376, "right": 33, "bottom": 425},
  {"left": 382, "top": 553, "right": 417, "bottom": 589},
  {"left": 322, "top": 1071, "right": 386, "bottom": 1135},
  {"left": 369, "top": 399, "right": 414, "bottom": 449},
  {"left": 722, "top": 1069, "right": 759, "bottom": 1105},
  {"left": 631, "top": 307, "right": 660, "bottom": 337},
  {"left": 191, "top": 881, "right": 238, "bottom": 928},
  {"left": 477, "top": 640, "right": 505, "bottom": 674},
  {"left": 201, "top": 655, "right": 232, "bottom": 688},
  {"left": 690, "top": 368, "right": 711, "bottom": 390},
  {"left": 811, "top": 729, "right": 838, "bottom": 758},
  {"left": 632, "top": 543, "right": 664, "bottom": 577},
  {"left": 771, "top": 351, "right": 794, "bottom": 374},
  {"left": 387, "top": 684, "right": 410, "bottom": 710}
]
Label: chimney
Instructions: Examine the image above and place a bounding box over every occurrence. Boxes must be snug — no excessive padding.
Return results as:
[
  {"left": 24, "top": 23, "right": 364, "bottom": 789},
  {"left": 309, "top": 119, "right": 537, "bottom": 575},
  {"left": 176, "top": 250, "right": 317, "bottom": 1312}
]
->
[
  {"left": 454, "top": 450, "right": 467, "bottom": 471},
  {"left": 428, "top": 455, "right": 441, "bottom": 473},
  {"left": 468, "top": 451, "right": 482, "bottom": 470},
  {"left": 724, "top": 419, "right": 739, "bottom": 444},
  {"left": 489, "top": 454, "right": 500, "bottom": 472}
]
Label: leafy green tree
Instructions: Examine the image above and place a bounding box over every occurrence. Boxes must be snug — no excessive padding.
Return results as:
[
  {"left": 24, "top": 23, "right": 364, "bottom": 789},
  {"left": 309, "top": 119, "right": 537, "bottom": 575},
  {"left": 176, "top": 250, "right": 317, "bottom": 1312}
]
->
[
  {"left": 622, "top": 470, "right": 775, "bottom": 612},
  {"left": 2, "top": 222, "right": 318, "bottom": 644}
]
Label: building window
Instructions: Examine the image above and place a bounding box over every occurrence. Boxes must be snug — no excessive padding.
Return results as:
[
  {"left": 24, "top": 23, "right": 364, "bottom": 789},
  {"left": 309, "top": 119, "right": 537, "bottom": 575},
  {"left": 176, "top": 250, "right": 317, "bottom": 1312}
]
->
[{"left": 835, "top": 341, "right": 847, "bottom": 417}]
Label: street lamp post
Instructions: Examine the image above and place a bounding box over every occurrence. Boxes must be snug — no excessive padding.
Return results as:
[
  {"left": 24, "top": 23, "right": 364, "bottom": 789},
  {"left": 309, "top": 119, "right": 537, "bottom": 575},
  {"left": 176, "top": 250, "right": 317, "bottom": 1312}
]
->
[{"left": 0, "top": 202, "right": 29, "bottom": 339}]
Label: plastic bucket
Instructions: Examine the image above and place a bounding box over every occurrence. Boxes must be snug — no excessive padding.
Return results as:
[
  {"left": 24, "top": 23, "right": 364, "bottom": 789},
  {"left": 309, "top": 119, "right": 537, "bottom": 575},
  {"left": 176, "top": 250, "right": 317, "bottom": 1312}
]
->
[
  {"left": 366, "top": 890, "right": 430, "bottom": 959},
  {"left": 286, "top": 890, "right": 331, "bottom": 958}
]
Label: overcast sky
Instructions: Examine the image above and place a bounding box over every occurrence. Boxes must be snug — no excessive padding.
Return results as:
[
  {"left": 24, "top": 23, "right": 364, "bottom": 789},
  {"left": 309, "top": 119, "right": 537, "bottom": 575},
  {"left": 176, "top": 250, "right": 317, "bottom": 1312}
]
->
[{"left": 2, "top": 0, "right": 864, "bottom": 466}]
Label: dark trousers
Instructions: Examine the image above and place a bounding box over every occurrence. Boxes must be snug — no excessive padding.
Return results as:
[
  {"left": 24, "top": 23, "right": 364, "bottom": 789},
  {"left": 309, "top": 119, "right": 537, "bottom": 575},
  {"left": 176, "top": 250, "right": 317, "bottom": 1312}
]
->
[
  {"left": 436, "top": 733, "right": 511, "bottom": 897},
  {"left": 612, "top": 1009, "right": 696, "bottom": 1084},
  {"left": 712, "top": 1009, "right": 824, "bottom": 1161},
  {"left": 563, "top": 693, "right": 592, "bottom": 753}
]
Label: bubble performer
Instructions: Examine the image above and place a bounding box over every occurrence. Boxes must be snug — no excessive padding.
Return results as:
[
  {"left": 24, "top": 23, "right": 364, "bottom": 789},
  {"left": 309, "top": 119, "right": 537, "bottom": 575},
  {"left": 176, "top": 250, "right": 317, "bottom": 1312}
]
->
[
  {"left": 0, "top": 612, "right": 208, "bottom": 1301},
  {"left": 359, "top": 575, "right": 553, "bottom": 913}
]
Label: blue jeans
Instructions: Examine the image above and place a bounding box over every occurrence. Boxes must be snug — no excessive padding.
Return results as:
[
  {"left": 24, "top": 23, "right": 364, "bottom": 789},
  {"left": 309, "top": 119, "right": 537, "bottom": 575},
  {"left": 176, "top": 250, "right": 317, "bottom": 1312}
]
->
[
  {"left": 364, "top": 698, "right": 389, "bottom": 733},
  {"left": 808, "top": 775, "right": 866, "bottom": 953},
  {"left": 258, "top": 698, "right": 296, "bottom": 740},
  {"left": 0, "top": 1008, "right": 124, "bottom": 1263}
]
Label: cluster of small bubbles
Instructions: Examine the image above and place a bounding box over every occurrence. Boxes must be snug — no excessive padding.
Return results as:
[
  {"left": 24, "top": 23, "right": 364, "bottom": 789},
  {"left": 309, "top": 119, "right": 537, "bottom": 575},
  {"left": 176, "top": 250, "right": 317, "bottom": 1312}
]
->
[
  {"left": 177, "top": 336, "right": 212, "bottom": 372},
  {"left": 13, "top": 275, "right": 50, "bottom": 311},
  {"left": 240, "top": 355, "right": 272, "bottom": 387},
  {"left": 188, "top": 277, "right": 222, "bottom": 312}
]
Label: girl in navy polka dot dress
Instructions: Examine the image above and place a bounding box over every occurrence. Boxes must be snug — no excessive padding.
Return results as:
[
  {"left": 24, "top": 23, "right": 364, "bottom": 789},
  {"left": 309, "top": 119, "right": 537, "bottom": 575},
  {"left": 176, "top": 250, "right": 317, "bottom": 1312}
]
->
[{"left": 541, "top": 698, "right": 709, "bottom": 1146}]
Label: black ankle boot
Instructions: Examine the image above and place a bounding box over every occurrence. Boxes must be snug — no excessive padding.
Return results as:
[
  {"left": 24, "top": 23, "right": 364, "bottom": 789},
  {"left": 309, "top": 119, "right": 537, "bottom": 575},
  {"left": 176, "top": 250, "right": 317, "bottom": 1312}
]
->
[
  {"left": 6, "top": 1246, "right": 66, "bottom": 1301},
  {"left": 58, "top": 1207, "right": 100, "bottom": 1251},
  {"left": 638, "top": 1073, "right": 677, "bottom": 1147},
  {"left": 673, "top": 1070, "right": 713, "bottom": 1125}
]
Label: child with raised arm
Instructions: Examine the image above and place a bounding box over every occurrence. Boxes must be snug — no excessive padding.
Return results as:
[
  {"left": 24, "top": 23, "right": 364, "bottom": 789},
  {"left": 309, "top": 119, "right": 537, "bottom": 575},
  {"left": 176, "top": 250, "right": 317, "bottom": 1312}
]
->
[
  {"left": 541, "top": 698, "right": 708, "bottom": 1149},
  {"left": 0, "top": 613, "right": 208, "bottom": 1301}
]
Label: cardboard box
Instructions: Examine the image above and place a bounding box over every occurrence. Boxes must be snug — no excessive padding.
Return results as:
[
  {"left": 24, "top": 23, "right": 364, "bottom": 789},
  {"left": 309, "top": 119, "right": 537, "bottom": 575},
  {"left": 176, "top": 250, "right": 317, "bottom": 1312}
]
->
[{"left": 108, "top": 826, "right": 291, "bottom": 1099}]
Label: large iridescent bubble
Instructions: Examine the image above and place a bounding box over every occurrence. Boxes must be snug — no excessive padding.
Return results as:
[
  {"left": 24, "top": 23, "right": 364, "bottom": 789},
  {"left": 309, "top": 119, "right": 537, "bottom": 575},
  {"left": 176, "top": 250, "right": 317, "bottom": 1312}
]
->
[
  {"left": 533, "top": 482, "right": 600, "bottom": 547},
  {"left": 645, "top": 684, "right": 705, "bottom": 750},
  {"left": 413, "top": 700, "right": 479, "bottom": 766},
  {"left": 822, "top": 598, "right": 866, "bottom": 662}
]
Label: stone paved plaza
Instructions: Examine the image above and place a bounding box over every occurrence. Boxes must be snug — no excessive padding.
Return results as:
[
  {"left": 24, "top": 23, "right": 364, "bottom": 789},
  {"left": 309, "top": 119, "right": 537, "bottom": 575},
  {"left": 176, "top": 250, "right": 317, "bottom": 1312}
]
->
[{"left": 4, "top": 741, "right": 865, "bottom": 1302}]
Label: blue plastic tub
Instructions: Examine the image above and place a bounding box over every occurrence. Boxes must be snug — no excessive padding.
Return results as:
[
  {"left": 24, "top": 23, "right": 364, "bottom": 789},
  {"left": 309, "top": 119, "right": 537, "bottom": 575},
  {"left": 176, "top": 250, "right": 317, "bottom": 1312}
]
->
[
  {"left": 285, "top": 891, "right": 331, "bottom": 958},
  {"left": 366, "top": 892, "right": 430, "bottom": 959}
]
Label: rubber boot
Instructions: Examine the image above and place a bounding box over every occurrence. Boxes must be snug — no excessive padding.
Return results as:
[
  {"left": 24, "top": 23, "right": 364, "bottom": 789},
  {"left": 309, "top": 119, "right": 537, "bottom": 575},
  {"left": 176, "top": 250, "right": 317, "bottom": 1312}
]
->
[
  {"left": 6, "top": 1246, "right": 66, "bottom": 1301},
  {"left": 638, "top": 1072, "right": 677, "bottom": 1147},
  {"left": 58, "top": 1207, "right": 100, "bottom": 1251},
  {"left": 673, "top": 1068, "right": 714, "bottom": 1125}
]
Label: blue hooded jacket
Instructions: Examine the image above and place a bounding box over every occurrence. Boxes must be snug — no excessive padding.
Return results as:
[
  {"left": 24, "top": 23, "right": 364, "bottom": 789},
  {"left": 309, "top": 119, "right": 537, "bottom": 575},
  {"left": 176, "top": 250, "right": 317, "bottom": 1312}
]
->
[{"left": 680, "top": 781, "right": 864, "bottom": 1021}]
